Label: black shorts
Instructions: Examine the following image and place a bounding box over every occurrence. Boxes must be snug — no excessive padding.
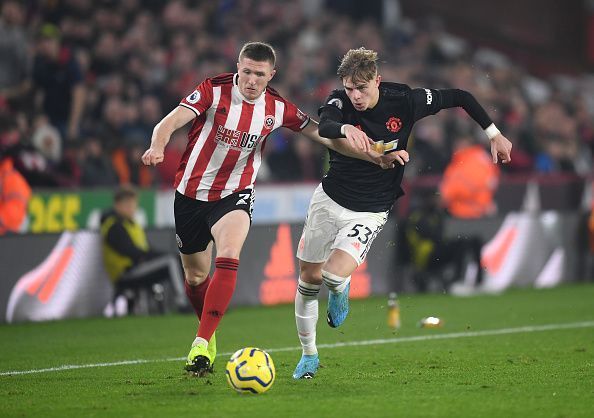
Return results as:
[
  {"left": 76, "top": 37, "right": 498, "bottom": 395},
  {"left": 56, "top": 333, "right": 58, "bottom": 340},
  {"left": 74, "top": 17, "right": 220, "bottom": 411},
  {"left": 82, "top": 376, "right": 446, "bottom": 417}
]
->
[{"left": 174, "top": 189, "right": 254, "bottom": 254}]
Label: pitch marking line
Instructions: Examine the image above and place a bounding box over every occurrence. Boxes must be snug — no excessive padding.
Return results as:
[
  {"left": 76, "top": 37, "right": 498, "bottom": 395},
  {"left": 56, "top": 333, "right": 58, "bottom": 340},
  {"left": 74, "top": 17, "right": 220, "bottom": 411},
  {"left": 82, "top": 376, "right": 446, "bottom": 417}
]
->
[{"left": 2, "top": 320, "right": 593, "bottom": 377}]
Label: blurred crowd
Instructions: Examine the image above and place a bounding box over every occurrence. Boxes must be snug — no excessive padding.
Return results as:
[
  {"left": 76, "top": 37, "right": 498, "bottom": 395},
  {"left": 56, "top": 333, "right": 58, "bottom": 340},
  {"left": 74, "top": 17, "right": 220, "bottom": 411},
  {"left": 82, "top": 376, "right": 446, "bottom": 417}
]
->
[{"left": 1, "top": 0, "right": 593, "bottom": 190}]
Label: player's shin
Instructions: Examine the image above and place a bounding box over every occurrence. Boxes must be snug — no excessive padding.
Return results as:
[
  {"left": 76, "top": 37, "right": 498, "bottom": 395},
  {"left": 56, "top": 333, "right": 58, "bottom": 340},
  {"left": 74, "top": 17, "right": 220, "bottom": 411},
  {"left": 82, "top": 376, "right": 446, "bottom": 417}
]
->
[
  {"left": 184, "top": 276, "right": 211, "bottom": 320},
  {"left": 295, "top": 279, "right": 321, "bottom": 355},
  {"left": 197, "top": 258, "right": 238, "bottom": 342}
]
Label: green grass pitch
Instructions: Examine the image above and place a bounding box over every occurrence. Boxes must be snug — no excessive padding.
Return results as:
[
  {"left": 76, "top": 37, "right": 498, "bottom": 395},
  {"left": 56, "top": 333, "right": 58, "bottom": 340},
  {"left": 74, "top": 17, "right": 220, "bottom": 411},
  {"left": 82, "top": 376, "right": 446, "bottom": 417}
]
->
[{"left": 1, "top": 284, "right": 593, "bottom": 418}]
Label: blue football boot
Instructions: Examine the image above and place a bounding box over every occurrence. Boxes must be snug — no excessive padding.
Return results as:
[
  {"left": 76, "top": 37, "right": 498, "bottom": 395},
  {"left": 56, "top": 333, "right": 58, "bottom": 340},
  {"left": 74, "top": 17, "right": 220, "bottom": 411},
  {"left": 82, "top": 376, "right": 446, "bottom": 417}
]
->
[{"left": 292, "top": 354, "right": 320, "bottom": 379}]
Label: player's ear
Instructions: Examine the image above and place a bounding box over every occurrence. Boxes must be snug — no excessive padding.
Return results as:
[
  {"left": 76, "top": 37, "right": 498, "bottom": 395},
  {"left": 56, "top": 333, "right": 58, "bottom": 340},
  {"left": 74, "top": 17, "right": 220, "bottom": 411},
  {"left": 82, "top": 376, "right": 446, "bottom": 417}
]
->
[
  {"left": 269, "top": 68, "right": 276, "bottom": 81},
  {"left": 376, "top": 74, "right": 382, "bottom": 87},
  {"left": 237, "top": 62, "right": 240, "bottom": 72}
]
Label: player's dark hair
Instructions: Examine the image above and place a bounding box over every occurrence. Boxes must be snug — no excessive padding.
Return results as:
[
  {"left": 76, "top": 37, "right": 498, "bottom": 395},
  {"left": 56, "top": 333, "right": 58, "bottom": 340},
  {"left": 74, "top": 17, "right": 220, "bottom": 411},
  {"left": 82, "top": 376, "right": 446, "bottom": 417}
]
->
[
  {"left": 114, "top": 185, "right": 137, "bottom": 203},
  {"left": 337, "top": 48, "right": 378, "bottom": 84},
  {"left": 239, "top": 42, "right": 276, "bottom": 67}
]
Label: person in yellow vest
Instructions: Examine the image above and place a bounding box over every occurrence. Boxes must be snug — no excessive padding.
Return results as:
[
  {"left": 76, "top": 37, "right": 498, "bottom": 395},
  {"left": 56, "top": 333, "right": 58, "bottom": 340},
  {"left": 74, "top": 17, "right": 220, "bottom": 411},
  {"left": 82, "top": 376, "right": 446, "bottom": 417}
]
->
[{"left": 100, "top": 186, "right": 185, "bottom": 314}]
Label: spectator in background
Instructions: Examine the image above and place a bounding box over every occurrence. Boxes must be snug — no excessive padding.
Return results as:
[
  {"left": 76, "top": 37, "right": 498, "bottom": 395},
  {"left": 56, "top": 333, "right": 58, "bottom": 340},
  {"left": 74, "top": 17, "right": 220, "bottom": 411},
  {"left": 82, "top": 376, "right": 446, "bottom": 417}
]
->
[
  {"left": 80, "top": 137, "right": 118, "bottom": 187},
  {"left": 32, "top": 24, "right": 86, "bottom": 142},
  {"left": 113, "top": 144, "right": 153, "bottom": 188},
  {"left": 0, "top": 0, "right": 30, "bottom": 112},
  {"left": 2, "top": 0, "right": 591, "bottom": 189},
  {"left": 410, "top": 118, "right": 449, "bottom": 175},
  {"left": 97, "top": 96, "right": 127, "bottom": 151},
  {"left": 31, "top": 115, "right": 62, "bottom": 164},
  {"left": 0, "top": 115, "right": 57, "bottom": 187},
  {"left": 100, "top": 186, "right": 185, "bottom": 314},
  {"left": 140, "top": 96, "right": 164, "bottom": 138},
  {"left": 440, "top": 134, "right": 500, "bottom": 218},
  {"left": 0, "top": 133, "right": 31, "bottom": 235}
]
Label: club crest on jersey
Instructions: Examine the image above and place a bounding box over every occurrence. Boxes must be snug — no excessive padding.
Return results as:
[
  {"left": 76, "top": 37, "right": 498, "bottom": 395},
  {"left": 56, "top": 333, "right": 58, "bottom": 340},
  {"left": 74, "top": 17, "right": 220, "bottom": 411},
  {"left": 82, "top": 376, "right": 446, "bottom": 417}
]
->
[
  {"left": 328, "top": 98, "right": 343, "bottom": 109},
  {"left": 186, "top": 90, "right": 201, "bottom": 104},
  {"left": 386, "top": 116, "right": 402, "bottom": 133},
  {"left": 264, "top": 115, "right": 275, "bottom": 129}
]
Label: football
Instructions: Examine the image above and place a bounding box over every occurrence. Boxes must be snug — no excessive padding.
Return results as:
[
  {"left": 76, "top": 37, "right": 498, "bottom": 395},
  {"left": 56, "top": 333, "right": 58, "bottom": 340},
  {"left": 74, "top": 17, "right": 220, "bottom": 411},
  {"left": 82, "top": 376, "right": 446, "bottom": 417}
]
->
[{"left": 225, "top": 347, "right": 275, "bottom": 394}]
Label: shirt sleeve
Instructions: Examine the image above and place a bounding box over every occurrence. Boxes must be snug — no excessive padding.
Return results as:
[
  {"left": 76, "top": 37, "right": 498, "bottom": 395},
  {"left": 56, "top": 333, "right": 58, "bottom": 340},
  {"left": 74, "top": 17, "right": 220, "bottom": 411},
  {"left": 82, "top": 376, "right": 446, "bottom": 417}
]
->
[
  {"left": 179, "top": 78, "right": 214, "bottom": 117},
  {"left": 282, "top": 100, "right": 310, "bottom": 132},
  {"left": 411, "top": 88, "right": 493, "bottom": 128},
  {"left": 317, "top": 90, "right": 345, "bottom": 139}
]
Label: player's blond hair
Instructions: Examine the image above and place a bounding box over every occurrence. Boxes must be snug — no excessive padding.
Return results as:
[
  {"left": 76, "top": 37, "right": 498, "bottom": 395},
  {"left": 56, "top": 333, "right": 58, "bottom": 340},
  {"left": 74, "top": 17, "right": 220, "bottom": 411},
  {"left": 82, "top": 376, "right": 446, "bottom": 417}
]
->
[{"left": 337, "top": 48, "right": 378, "bottom": 84}]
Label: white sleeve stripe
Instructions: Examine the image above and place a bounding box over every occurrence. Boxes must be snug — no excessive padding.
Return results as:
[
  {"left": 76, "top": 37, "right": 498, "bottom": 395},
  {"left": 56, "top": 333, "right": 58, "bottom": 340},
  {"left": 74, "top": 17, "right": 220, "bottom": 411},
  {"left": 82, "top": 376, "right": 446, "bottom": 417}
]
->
[
  {"left": 299, "top": 117, "right": 310, "bottom": 130},
  {"left": 179, "top": 103, "right": 200, "bottom": 117}
]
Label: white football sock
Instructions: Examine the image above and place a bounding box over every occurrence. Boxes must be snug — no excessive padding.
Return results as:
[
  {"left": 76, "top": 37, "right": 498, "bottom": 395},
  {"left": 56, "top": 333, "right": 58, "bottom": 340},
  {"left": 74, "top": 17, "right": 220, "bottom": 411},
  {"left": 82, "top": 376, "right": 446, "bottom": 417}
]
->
[
  {"left": 192, "top": 336, "right": 208, "bottom": 347},
  {"left": 295, "top": 278, "right": 321, "bottom": 355},
  {"left": 322, "top": 270, "right": 351, "bottom": 294}
]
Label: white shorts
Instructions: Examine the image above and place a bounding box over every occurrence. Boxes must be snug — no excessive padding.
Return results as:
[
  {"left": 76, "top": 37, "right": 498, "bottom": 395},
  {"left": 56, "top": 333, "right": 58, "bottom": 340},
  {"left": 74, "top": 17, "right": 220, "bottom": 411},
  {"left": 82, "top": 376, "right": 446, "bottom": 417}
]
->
[{"left": 296, "top": 184, "right": 388, "bottom": 266}]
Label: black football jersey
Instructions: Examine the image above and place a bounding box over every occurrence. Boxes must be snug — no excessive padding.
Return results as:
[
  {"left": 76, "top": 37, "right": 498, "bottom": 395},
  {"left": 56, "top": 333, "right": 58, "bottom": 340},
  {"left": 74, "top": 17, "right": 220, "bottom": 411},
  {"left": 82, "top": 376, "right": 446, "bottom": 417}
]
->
[{"left": 319, "top": 82, "right": 451, "bottom": 212}]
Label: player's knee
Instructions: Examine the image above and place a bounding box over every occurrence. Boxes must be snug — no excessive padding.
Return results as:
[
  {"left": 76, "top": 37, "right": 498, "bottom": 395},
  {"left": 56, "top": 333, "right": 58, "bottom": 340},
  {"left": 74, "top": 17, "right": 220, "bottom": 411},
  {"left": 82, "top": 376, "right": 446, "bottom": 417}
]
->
[
  {"left": 299, "top": 265, "right": 323, "bottom": 285},
  {"left": 323, "top": 256, "right": 357, "bottom": 278},
  {"left": 184, "top": 268, "right": 209, "bottom": 286}
]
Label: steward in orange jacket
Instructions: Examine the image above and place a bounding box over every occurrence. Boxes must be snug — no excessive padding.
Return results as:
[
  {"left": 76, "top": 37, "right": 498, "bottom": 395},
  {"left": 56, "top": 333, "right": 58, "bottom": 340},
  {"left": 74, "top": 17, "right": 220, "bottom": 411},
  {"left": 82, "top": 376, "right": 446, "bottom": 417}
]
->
[
  {"left": 0, "top": 157, "right": 31, "bottom": 234},
  {"left": 440, "top": 137, "right": 499, "bottom": 218}
]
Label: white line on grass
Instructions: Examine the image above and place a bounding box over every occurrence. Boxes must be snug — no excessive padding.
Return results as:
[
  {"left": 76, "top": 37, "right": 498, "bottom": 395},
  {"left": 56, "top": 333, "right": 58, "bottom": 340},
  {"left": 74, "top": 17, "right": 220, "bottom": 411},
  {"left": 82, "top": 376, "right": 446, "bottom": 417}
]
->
[{"left": 2, "top": 320, "right": 593, "bottom": 377}]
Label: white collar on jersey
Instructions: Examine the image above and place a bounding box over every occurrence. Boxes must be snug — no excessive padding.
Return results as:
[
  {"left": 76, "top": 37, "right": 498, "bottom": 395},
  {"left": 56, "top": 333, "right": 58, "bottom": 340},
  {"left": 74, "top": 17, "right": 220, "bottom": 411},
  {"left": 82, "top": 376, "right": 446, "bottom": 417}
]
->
[{"left": 233, "top": 73, "right": 265, "bottom": 104}]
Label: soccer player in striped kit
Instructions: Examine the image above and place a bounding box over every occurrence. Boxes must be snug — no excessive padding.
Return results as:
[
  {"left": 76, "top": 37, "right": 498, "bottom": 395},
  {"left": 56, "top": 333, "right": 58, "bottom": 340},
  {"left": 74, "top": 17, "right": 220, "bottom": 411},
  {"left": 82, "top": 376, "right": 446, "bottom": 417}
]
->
[{"left": 142, "top": 42, "right": 399, "bottom": 376}]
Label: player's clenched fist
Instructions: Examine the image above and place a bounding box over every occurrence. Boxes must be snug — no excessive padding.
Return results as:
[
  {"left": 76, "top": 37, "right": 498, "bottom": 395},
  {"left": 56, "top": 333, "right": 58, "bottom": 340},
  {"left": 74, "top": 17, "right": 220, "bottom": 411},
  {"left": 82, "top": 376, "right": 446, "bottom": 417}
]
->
[{"left": 141, "top": 147, "right": 165, "bottom": 166}]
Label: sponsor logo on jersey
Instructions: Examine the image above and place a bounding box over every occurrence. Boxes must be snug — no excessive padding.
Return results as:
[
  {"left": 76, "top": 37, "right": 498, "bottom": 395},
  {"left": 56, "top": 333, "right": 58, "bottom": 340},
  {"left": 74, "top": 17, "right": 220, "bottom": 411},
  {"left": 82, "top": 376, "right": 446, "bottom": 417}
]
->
[
  {"left": 424, "top": 88, "right": 433, "bottom": 105},
  {"left": 264, "top": 115, "right": 275, "bottom": 129},
  {"left": 328, "top": 98, "right": 343, "bottom": 109},
  {"left": 187, "top": 90, "right": 201, "bottom": 104},
  {"left": 215, "top": 126, "right": 263, "bottom": 150},
  {"left": 386, "top": 116, "right": 402, "bottom": 133}
]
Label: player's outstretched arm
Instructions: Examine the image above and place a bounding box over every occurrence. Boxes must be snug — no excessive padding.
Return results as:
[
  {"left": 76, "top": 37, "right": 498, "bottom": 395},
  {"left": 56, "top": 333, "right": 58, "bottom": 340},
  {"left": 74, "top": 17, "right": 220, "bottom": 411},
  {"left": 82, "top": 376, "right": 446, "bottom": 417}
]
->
[
  {"left": 301, "top": 121, "right": 402, "bottom": 169},
  {"left": 141, "top": 106, "right": 196, "bottom": 166},
  {"left": 413, "top": 88, "right": 512, "bottom": 164}
]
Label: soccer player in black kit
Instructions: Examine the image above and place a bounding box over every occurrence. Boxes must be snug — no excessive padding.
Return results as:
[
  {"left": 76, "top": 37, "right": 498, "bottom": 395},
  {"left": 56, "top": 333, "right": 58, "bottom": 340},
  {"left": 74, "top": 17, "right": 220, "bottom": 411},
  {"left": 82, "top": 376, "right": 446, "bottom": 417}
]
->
[{"left": 292, "top": 48, "right": 512, "bottom": 379}]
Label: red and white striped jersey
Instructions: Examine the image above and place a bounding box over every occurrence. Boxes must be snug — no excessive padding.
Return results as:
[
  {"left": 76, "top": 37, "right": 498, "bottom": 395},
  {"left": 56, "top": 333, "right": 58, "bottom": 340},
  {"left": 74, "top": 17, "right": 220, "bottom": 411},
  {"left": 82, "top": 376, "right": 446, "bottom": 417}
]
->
[{"left": 174, "top": 73, "right": 310, "bottom": 201}]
